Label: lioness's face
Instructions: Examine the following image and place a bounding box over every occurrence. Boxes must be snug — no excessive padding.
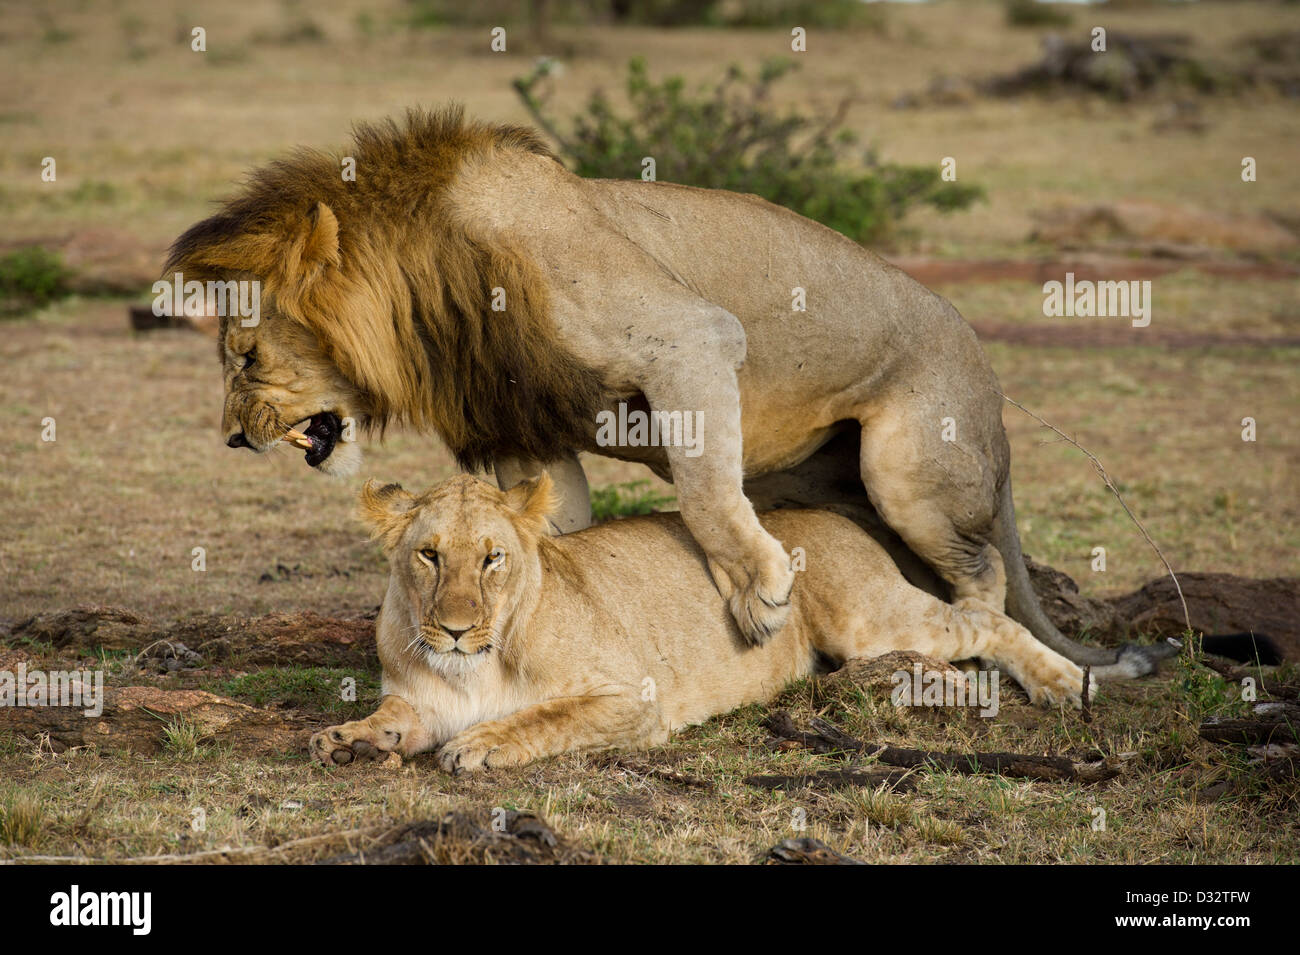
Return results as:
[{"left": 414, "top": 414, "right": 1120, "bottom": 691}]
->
[
  {"left": 361, "top": 476, "right": 554, "bottom": 678},
  {"left": 220, "top": 311, "right": 366, "bottom": 477}
]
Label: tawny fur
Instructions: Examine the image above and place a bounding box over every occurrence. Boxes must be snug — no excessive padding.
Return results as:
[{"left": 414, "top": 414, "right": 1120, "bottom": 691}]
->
[
  {"left": 172, "top": 106, "right": 1159, "bottom": 670},
  {"left": 310, "top": 475, "right": 1091, "bottom": 774}
]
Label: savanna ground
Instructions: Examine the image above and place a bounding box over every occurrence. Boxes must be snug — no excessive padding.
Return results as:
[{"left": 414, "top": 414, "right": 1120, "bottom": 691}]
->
[{"left": 0, "top": 0, "right": 1297, "bottom": 863}]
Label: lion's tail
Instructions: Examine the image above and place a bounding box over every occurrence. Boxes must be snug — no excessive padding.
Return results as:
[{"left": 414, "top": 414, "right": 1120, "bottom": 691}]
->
[{"left": 993, "top": 478, "right": 1178, "bottom": 680}]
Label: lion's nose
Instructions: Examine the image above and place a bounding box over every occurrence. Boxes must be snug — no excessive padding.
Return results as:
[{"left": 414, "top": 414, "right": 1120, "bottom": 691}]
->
[{"left": 226, "top": 432, "right": 251, "bottom": 449}]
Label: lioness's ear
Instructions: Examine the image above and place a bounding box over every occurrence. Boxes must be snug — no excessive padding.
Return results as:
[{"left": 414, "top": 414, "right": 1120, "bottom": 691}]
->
[
  {"left": 357, "top": 479, "right": 417, "bottom": 549},
  {"left": 504, "top": 473, "right": 557, "bottom": 535}
]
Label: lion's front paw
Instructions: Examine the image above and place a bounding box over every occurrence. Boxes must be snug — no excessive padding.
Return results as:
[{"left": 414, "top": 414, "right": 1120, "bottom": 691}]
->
[
  {"left": 310, "top": 719, "right": 404, "bottom": 767},
  {"left": 438, "top": 725, "right": 529, "bottom": 775},
  {"left": 713, "top": 549, "right": 796, "bottom": 646}
]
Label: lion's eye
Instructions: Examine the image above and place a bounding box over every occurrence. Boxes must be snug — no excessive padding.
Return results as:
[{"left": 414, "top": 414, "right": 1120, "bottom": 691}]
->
[
  {"left": 242, "top": 349, "right": 257, "bottom": 370},
  {"left": 485, "top": 548, "right": 504, "bottom": 569},
  {"left": 418, "top": 548, "right": 438, "bottom": 565}
]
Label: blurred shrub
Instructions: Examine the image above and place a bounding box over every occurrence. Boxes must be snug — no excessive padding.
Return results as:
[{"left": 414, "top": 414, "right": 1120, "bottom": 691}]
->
[
  {"left": 0, "top": 247, "right": 71, "bottom": 317},
  {"left": 405, "top": 0, "right": 882, "bottom": 30},
  {"left": 516, "top": 57, "right": 982, "bottom": 244},
  {"left": 1005, "top": 0, "right": 1073, "bottom": 29},
  {"left": 614, "top": 0, "right": 884, "bottom": 29}
]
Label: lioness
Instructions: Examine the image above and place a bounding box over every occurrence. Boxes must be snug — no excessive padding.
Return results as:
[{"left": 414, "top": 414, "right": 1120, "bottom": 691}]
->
[
  {"left": 167, "top": 106, "right": 1164, "bottom": 676},
  {"left": 310, "top": 474, "right": 1090, "bottom": 773}
]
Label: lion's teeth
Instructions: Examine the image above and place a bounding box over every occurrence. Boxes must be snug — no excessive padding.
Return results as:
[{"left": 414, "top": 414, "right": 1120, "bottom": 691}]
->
[{"left": 283, "top": 428, "right": 314, "bottom": 450}]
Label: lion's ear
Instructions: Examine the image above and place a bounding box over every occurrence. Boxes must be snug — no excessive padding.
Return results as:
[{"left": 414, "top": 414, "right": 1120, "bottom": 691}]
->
[
  {"left": 357, "top": 479, "right": 417, "bottom": 549},
  {"left": 164, "top": 202, "right": 340, "bottom": 293},
  {"left": 504, "top": 473, "right": 558, "bottom": 535},
  {"left": 282, "top": 202, "right": 340, "bottom": 289},
  {"left": 297, "top": 202, "right": 341, "bottom": 270}
]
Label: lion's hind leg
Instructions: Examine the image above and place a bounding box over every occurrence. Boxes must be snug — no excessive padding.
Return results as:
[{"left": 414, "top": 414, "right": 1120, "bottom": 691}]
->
[{"left": 856, "top": 407, "right": 1008, "bottom": 611}]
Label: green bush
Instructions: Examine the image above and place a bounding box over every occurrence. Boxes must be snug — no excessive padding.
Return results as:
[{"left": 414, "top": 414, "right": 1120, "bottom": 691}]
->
[
  {"left": 516, "top": 57, "right": 982, "bottom": 245},
  {"left": 0, "top": 246, "right": 71, "bottom": 316},
  {"left": 1005, "top": 0, "right": 1072, "bottom": 29},
  {"left": 614, "top": 0, "right": 883, "bottom": 29},
  {"left": 406, "top": 0, "right": 881, "bottom": 30}
]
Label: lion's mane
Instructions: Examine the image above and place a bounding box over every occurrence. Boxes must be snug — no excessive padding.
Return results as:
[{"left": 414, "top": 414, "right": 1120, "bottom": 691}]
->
[{"left": 164, "top": 106, "right": 606, "bottom": 470}]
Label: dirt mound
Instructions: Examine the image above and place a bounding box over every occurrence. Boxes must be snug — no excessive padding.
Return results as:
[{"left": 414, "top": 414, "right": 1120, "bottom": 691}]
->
[
  {"left": 319, "top": 810, "right": 601, "bottom": 865},
  {"left": 8, "top": 605, "right": 150, "bottom": 650},
  {"left": 1031, "top": 198, "right": 1296, "bottom": 255},
  {"left": 1027, "top": 559, "right": 1299, "bottom": 661},
  {"left": 986, "top": 32, "right": 1240, "bottom": 101},
  {"left": 8, "top": 606, "right": 376, "bottom": 668},
  {"left": 1026, "top": 558, "right": 1120, "bottom": 638},
  {"left": 1110, "top": 573, "right": 1299, "bottom": 660},
  {"left": 0, "top": 685, "right": 313, "bottom": 755},
  {"left": 823, "top": 650, "right": 967, "bottom": 695}
]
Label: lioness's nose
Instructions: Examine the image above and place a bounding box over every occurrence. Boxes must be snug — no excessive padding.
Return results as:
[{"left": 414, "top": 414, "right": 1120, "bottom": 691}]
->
[{"left": 227, "top": 432, "right": 251, "bottom": 449}]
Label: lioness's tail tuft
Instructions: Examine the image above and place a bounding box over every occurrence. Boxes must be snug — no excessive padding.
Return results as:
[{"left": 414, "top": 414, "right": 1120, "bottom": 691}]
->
[{"left": 1112, "top": 641, "right": 1180, "bottom": 679}]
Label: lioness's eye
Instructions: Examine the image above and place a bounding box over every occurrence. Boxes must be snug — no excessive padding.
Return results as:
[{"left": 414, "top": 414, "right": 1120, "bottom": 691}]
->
[
  {"left": 418, "top": 548, "right": 438, "bottom": 565},
  {"left": 242, "top": 349, "right": 256, "bottom": 370},
  {"left": 485, "top": 548, "right": 504, "bottom": 568}
]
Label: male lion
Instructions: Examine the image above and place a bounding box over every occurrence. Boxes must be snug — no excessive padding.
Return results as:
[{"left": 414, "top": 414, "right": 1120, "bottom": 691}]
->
[
  {"left": 310, "top": 474, "right": 1092, "bottom": 772},
  {"left": 166, "top": 106, "right": 1165, "bottom": 677}
]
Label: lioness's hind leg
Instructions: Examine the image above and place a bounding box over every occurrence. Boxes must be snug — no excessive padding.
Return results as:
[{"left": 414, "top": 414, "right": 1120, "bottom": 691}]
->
[
  {"left": 311, "top": 695, "right": 429, "bottom": 767},
  {"left": 864, "top": 596, "right": 1091, "bottom": 708},
  {"left": 949, "top": 598, "right": 1093, "bottom": 708}
]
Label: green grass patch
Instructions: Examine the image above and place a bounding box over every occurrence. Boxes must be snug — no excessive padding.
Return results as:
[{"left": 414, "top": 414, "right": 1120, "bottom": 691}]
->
[
  {"left": 213, "top": 667, "right": 382, "bottom": 719},
  {"left": 590, "top": 480, "right": 676, "bottom": 522}
]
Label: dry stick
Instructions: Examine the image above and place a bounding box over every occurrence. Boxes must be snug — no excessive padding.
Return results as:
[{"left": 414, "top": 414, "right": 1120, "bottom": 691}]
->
[
  {"left": 997, "top": 392, "right": 1191, "bottom": 634},
  {"left": 762, "top": 712, "right": 1117, "bottom": 783}
]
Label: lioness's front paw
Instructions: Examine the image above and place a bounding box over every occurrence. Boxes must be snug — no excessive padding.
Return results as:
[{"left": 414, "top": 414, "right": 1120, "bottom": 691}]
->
[
  {"left": 310, "top": 720, "right": 403, "bottom": 767},
  {"left": 1024, "top": 661, "right": 1094, "bottom": 710},
  {"left": 438, "top": 725, "right": 529, "bottom": 775}
]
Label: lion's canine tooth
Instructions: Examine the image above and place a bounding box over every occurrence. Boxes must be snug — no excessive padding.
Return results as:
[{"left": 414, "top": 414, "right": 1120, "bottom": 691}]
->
[{"left": 283, "top": 428, "right": 314, "bottom": 450}]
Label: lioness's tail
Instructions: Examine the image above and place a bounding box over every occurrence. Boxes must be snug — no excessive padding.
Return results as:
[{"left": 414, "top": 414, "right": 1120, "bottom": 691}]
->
[{"left": 992, "top": 478, "right": 1178, "bottom": 680}]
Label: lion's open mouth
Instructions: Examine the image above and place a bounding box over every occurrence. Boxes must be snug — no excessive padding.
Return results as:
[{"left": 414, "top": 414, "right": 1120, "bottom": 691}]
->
[{"left": 283, "top": 412, "right": 341, "bottom": 468}]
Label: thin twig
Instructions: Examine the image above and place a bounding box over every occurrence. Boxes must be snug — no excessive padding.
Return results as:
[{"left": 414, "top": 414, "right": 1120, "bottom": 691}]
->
[
  {"left": 998, "top": 392, "right": 1191, "bottom": 633},
  {"left": 511, "top": 70, "right": 572, "bottom": 155}
]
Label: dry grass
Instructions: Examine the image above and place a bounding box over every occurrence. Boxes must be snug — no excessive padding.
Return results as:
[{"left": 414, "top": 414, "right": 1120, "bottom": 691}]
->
[
  {"left": 1, "top": 301, "right": 1291, "bottom": 620},
  {"left": 1, "top": 1, "right": 1297, "bottom": 254},
  {"left": 938, "top": 271, "right": 1300, "bottom": 339},
  {"left": 0, "top": 650, "right": 1294, "bottom": 864}
]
